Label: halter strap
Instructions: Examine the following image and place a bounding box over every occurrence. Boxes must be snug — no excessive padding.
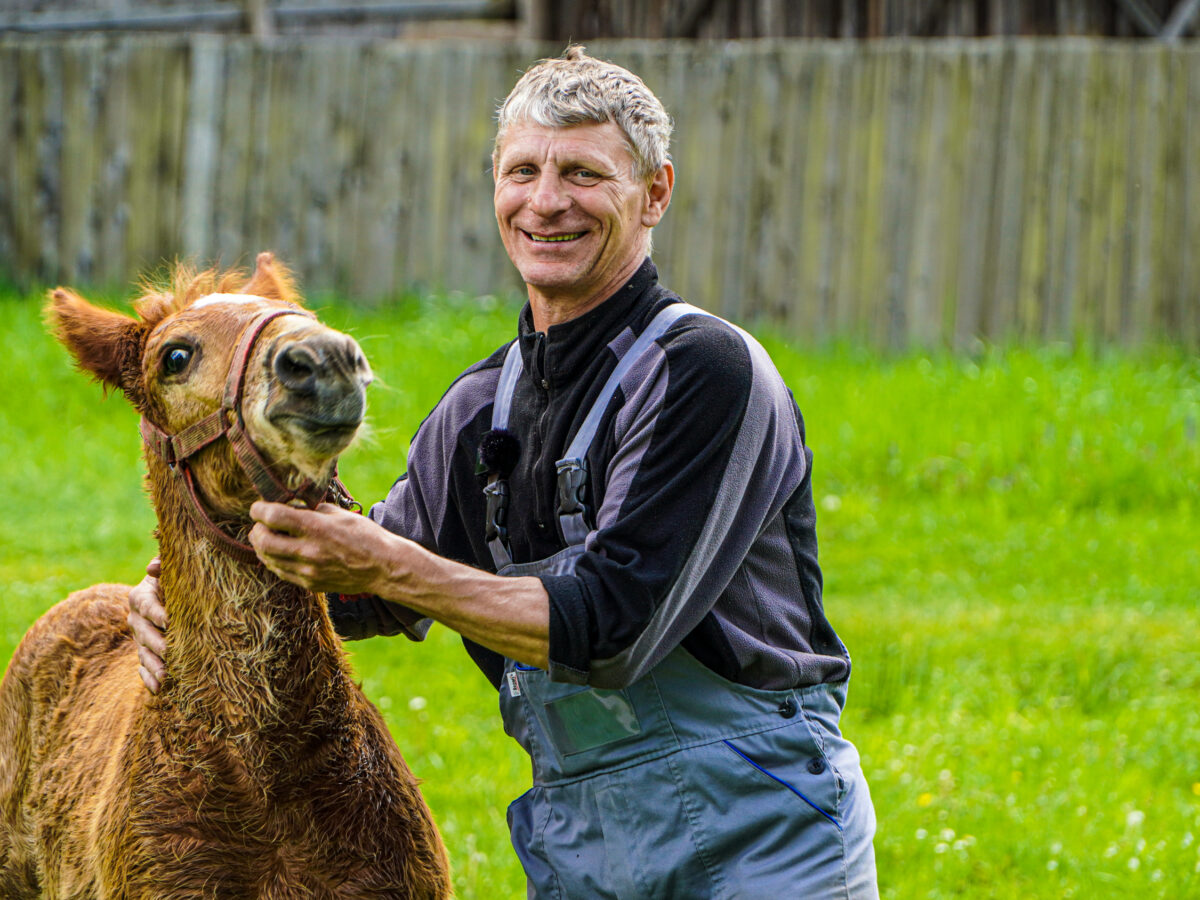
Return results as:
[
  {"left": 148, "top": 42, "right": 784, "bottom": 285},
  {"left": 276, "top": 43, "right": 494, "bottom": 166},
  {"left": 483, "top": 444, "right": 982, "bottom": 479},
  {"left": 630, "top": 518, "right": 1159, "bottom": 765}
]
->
[
  {"left": 141, "top": 306, "right": 358, "bottom": 564},
  {"left": 484, "top": 302, "right": 713, "bottom": 569}
]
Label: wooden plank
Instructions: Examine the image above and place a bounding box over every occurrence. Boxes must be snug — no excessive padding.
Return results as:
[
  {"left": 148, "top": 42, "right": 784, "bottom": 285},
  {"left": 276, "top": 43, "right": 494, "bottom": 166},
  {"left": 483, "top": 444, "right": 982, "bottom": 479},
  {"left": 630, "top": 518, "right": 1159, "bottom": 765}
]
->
[
  {"left": 123, "top": 39, "right": 169, "bottom": 278},
  {"left": 1124, "top": 46, "right": 1165, "bottom": 345},
  {"left": 903, "top": 44, "right": 943, "bottom": 348},
  {"left": 92, "top": 39, "right": 132, "bottom": 287},
  {"left": 211, "top": 38, "right": 255, "bottom": 268},
  {"left": 1180, "top": 48, "right": 1200, "bottom": 344},
  {"left": 179, "top": 36, "right": 224, "bottom": 261},
  {"left": 0, "top": 43, "right": 17, "bottom": 277},
  {"left": 718, "top": 42, "right": 758, "bottom": 325},
  {"left": 56, "top": 36, "right": 99, "bottom": 283},
  {"left": 1157, "top": 47, "right": 1189, "bottom": 342},
  {"left": 985, "top": 42, "right": 1031, "bottom": 343},
  {"left": 767, "top": 45, "right": 813, "bottom": 334},
  {"left": 157, "top": 38, "right": 190, "bottom": 267},
  {"left": 1056, "top": 45, "right": 1094, "bottom": 344},
  {"left": 1093, "top": 46, "right": 1132, "bottom": 344},
  {"left": 953, "top": 46, "right": 1001, "bottom": 349},
  {"left": 1014, "top": 42, "right": 1054, "bottom": 342}
]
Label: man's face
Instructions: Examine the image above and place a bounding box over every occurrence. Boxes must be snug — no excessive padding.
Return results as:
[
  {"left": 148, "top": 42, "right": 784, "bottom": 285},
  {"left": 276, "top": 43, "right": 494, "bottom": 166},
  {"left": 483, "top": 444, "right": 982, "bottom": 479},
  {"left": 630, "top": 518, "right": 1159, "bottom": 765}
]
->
[{"left": 493, "top": 120, "right": 671, "bottom": 314}]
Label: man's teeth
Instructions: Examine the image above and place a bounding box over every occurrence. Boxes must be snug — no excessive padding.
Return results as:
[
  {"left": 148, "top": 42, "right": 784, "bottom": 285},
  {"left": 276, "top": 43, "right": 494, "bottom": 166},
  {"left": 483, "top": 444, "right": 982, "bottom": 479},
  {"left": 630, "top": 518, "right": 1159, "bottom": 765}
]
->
[{"left": 530, "top": 232, "right": 583, "bottom": 242}]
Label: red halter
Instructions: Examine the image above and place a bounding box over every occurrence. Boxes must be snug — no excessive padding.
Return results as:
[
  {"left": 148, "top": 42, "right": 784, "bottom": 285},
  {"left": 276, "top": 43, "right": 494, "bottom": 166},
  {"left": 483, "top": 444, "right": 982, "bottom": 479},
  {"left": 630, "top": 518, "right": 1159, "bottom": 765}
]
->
[{"left": 139, "top": 307, "right": 360, "bottom": 565}]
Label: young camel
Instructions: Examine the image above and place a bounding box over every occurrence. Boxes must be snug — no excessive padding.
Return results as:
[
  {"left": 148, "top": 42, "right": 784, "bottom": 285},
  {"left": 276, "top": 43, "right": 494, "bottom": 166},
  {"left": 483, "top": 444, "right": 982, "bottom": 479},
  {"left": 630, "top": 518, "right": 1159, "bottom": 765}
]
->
[{"left": 0, "top": 254, "right": 451, "bottom": 898}]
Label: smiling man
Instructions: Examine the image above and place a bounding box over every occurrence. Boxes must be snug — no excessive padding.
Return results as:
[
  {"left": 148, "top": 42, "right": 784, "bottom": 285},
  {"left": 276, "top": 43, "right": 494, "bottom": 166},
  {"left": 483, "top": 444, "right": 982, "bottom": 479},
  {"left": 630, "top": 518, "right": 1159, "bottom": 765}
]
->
[{"left": 130, "top": 46, "right": 878, "bottom": 897}]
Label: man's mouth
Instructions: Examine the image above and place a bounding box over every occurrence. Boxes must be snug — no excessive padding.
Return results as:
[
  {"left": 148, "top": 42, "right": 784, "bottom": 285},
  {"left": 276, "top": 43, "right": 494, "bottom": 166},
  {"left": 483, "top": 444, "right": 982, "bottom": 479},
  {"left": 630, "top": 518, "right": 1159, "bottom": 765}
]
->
[{"left": 526, "top": 231, "right": 585, "bottom": 243}]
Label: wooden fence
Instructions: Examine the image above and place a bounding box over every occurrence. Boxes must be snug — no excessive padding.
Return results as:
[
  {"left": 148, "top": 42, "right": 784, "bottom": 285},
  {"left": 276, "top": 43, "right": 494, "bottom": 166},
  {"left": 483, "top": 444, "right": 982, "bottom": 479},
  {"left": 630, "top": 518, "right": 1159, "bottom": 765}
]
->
[{"left": 1, "top": 37, "right": 1197, "bottom": 347}]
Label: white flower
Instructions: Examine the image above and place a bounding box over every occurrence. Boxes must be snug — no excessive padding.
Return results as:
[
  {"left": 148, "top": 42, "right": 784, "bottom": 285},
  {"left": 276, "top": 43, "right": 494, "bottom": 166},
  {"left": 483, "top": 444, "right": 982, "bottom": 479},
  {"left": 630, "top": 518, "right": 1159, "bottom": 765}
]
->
[
  {"left": 915, "top": 829, "right": 928, "bottom": 840},
  {"left": 1128, "top": 857, "right": 1141, "bottom": 871},
  {"left": 1127, "top": 809, "right": 1145, "bottom": 829},
  {"left": 408, "top": 696, "right": 428, "bottom": 711},
  {"left": 1047, "top": 860, "right": 1059, "bottom": 871}
]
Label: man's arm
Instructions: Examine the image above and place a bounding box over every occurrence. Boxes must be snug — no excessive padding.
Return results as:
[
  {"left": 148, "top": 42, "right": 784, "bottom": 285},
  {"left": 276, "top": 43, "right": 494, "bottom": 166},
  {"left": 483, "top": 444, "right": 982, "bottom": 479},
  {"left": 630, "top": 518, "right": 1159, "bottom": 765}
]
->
[{"left": 249, "top": 501, "right": 551, "bottom": 668}]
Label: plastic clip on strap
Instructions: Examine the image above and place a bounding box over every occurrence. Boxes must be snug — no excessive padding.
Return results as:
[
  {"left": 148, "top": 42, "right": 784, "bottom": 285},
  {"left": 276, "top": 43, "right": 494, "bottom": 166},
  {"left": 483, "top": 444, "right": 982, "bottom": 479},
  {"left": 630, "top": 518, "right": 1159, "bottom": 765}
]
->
[
  {"left": 484, "top": 342, "right": 524, "bottom": 569},
  {"left": 484, "top": 478, "right": 510, "bottom": 545},
  {"left": 555, "top": 458, "right": 590, "bottom": 546}
]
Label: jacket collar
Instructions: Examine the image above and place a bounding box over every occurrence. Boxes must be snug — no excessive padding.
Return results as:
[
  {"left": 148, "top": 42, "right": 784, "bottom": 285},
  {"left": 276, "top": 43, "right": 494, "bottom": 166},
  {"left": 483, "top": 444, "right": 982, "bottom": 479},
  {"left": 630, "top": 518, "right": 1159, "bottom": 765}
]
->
[{"left": 517, "top": 258, "right": 660, "bottom": 389}]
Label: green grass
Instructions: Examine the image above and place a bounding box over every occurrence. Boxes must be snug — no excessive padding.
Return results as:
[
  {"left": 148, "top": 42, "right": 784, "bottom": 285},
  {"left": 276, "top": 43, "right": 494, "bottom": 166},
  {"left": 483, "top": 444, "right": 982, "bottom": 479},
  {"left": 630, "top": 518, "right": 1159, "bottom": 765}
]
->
[{"left": 2, "top": 286, "right": 1197, "bottom": 898}]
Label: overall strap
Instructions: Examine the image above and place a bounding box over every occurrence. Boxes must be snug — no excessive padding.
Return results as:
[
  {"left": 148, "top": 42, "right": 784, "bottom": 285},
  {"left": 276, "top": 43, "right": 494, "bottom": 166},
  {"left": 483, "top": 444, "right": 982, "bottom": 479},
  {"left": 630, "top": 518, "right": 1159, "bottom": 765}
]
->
[
  {"left": 556, "top": 302, "right": 712, "bottom": 546},
  {"left": 486, "top": 342, "right": 524, "bottom": 569},
  {"left": 485, "top": 303, "right": 714, "bottom": 567}
]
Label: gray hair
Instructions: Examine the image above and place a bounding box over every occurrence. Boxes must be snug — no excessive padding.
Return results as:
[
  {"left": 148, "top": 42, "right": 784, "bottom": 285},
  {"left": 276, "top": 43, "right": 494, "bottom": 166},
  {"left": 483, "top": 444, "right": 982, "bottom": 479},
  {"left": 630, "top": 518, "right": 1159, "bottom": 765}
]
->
[{"left": 494, "top": 45, "right": 673, "bottom": 182}]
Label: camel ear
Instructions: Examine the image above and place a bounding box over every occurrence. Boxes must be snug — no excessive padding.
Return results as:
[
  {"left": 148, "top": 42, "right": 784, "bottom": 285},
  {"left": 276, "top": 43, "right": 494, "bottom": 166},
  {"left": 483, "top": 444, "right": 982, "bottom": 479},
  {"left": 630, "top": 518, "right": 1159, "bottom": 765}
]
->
[
  {"left": 241, "top": 251, "right": 298, "bottom": 304},
  {"left": 45, "top": 288, "right": 145, "bottom": 398}
]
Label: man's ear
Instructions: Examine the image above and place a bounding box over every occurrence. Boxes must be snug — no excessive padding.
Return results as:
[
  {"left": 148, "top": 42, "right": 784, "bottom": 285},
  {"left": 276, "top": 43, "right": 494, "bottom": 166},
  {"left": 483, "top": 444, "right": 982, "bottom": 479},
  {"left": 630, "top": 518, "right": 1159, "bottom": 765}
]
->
[
  {"left": 642, "top": 161, "right": 674, "bottom": 228},
  {"left": 45, "top": 288, "right": 145, "bottom": 399},
  {"left": 241, "top": 251, "right": 298, "bottom": 304}
]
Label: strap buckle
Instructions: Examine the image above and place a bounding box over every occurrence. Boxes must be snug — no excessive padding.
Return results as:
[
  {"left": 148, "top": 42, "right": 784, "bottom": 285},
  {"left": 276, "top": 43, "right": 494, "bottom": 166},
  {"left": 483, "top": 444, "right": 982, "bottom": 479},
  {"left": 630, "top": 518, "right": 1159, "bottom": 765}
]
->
[
  {"left": 484, "top": 478, "right": 510, "bottom": 544},
  {"left": 555, "top": 457, "right": 589, "bottom": 518}
]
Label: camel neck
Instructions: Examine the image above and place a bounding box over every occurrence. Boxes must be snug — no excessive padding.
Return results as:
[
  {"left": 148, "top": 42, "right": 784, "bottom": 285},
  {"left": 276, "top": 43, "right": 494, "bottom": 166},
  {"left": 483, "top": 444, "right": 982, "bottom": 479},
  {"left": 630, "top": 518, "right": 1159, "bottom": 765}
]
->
[{"left": 149, "top": 476, "right": 357, "bottom": 774}]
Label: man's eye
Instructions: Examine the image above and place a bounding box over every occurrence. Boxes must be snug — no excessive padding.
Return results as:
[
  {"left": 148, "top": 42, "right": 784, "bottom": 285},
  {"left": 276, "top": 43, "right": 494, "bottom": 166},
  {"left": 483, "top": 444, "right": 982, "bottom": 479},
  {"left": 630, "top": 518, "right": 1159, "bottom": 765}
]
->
[
  {"left": 573, "top": 169, "right": 600, "bottom": 181},
  {"left": 162, "top": 346, "right": 193, "bottom": 376},
  {"left": 512, "top": 165, "right": 536, "bottom": 177}
]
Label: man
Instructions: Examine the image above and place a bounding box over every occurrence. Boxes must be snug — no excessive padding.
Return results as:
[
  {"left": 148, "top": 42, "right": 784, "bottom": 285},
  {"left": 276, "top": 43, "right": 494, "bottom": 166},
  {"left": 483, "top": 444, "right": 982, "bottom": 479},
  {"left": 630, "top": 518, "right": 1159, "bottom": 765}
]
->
[{"left": 130, "top": 46, "right": 879, "bottom": 897}]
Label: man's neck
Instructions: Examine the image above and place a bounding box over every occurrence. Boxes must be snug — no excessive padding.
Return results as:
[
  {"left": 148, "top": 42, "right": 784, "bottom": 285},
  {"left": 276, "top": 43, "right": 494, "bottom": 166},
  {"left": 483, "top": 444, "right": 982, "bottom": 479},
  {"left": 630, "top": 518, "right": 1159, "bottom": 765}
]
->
[{"left": 527, "top": 256, "right": 646, "bottom": 332}]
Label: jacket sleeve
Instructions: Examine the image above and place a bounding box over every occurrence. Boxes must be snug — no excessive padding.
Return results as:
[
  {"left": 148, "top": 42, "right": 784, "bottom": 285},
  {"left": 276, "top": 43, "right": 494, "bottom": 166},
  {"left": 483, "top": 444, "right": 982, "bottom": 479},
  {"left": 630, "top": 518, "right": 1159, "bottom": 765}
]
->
[
  {"left": 539, "top": 319, "right": 808, "bottom": 688},
  {"left": 324, "top": 471, "right": 436, "bottom": 642}
]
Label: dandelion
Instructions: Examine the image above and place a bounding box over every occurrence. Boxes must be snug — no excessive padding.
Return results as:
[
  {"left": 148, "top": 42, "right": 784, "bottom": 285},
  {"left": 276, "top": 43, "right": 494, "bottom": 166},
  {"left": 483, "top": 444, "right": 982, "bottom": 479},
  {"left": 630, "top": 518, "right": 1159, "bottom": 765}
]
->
[
  {"left": 1047, "top": 860, "right": 1059, "bottom": 871},
  {"left": 915, "top": 829, "right": 928, "bottom": 841},
  {"left": 940, "top": 828, "right": 956, "bottom": 842},
  {"left": 917, "top": 792, "right": 934, "bottom": 807},
  {"left": 1193, "top": 783, "right": 1200, "bottom": 796},
  {"left": 1126, "top": 809, "right": 1145, "bottom": 829},
  {"left": 1104, "top": 844, "right": 1119, "bottom": 859},
  {"left": 1128, "top": 857, "right": 1140, "bottom": 872},
  {"left": 821, "top": 494, "right": 842, "bottom": 512},
  {"left": 408, "top": 696, "right": 428, "bottom": 711},
  {"left": 934, "top": 843, "right": 948, "bottom": 854},
  {"left": 1183, "top": 832, "right": 1194, "bottom": 848}
]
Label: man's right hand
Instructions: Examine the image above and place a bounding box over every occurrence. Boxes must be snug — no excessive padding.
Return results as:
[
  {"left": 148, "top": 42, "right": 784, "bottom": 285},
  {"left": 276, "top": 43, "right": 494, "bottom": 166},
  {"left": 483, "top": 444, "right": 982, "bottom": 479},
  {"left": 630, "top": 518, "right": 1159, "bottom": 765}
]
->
[{"left": 128, "top": 557, "right": 168, "bottom": 693}]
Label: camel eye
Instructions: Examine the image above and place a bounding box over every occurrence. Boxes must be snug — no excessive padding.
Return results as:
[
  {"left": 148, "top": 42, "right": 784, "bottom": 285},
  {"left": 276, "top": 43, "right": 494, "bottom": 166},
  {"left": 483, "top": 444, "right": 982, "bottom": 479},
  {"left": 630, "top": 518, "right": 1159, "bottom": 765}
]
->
[{"left": 162, "top": 344, "right": 194, "bottom": 377}]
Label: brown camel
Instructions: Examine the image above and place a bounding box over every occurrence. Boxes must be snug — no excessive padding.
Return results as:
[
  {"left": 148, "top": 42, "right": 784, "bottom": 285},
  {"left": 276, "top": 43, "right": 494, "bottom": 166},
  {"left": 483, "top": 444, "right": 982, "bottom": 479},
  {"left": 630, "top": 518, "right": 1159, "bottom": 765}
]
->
[{"left": 0, "top": 254, "right": 451, "bottom": 899}]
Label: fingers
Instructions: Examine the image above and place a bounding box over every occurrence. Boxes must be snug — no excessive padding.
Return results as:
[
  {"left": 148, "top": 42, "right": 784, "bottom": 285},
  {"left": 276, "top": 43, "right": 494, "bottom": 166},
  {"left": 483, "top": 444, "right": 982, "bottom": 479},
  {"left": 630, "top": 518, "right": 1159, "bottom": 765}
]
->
[
  {"left": 249, "top": 500, "right": 311, "bottom": 535},
  {"left": 145, "top": 556, "right": 162, "bottom": 578},
  {"left": 128, "top": 604, "right": 168, "bottom": 659},
  {"left": 129, "top": 573, "right": 168, "bottom": 631},
  {"left": 136, "top": 649, "right": 164, "bottom": 695}
]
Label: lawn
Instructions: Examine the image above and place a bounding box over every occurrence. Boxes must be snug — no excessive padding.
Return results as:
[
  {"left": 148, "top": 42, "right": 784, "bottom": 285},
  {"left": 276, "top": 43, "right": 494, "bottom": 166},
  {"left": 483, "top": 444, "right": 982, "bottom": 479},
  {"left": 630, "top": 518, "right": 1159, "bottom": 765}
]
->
[{"left": 1, "top": 283, "right": 1197, "bottom": 898}]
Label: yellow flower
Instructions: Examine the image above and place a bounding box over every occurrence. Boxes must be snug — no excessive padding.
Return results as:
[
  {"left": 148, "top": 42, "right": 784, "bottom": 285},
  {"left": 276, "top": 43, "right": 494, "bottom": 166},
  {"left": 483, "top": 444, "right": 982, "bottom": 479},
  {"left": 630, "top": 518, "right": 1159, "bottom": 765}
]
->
[
  {"left": 918, "top": 792, "right": 934, "bottom": 807},
  {"left": 1191, "top": 782, "right": 1200, "bottom": 796}
]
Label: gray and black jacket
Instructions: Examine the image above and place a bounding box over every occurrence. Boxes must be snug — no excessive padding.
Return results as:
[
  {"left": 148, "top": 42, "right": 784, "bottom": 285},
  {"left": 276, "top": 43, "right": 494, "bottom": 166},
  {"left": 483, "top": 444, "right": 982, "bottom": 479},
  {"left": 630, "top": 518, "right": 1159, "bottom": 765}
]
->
[{"left": 331, "top": 259, "right": 851, "bottom": 692}]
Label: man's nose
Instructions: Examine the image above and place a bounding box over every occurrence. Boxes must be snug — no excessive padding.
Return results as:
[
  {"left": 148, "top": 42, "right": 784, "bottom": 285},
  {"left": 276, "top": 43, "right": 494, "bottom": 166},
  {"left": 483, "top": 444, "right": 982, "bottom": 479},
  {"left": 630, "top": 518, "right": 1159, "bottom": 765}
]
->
[{"left": 526, "top": 172, "right": 571, "bottom": 217}]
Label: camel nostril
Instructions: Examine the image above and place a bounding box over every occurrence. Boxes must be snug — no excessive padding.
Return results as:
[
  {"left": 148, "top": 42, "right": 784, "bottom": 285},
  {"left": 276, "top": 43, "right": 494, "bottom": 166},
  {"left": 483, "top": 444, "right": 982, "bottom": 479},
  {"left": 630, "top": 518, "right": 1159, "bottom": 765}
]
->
[{"left": 274, "top": 345, "right": 318, "bottom": 393}]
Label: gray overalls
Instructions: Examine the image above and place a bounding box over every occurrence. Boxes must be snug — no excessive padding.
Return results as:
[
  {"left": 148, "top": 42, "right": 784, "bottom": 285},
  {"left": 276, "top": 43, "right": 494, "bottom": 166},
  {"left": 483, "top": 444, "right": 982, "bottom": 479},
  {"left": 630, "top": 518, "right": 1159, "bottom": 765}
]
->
[{"left": 486, "top": 304, "right": 879, "bottom": 899}]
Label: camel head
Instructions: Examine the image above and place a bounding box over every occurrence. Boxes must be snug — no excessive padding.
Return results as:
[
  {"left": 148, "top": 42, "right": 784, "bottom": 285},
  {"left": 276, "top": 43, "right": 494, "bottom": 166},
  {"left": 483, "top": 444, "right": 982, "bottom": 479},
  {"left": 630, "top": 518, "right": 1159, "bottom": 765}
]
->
[{"left": 46, "top": 253, "right": 372, "bottom": 533}]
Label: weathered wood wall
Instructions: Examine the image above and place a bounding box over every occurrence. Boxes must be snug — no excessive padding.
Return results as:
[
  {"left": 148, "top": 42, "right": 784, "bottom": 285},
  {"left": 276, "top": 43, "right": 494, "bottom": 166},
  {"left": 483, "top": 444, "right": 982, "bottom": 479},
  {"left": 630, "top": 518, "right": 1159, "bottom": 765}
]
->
[{"left": 1, "top": 37, "right": 1197, "bottom": 348}]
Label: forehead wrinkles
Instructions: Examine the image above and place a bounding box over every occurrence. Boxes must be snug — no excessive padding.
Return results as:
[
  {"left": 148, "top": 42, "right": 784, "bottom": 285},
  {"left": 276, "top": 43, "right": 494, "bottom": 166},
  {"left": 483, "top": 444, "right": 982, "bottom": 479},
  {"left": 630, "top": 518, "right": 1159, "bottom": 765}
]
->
[{"left": 500, "top": 123, "right": 634, "bottom": 175}]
